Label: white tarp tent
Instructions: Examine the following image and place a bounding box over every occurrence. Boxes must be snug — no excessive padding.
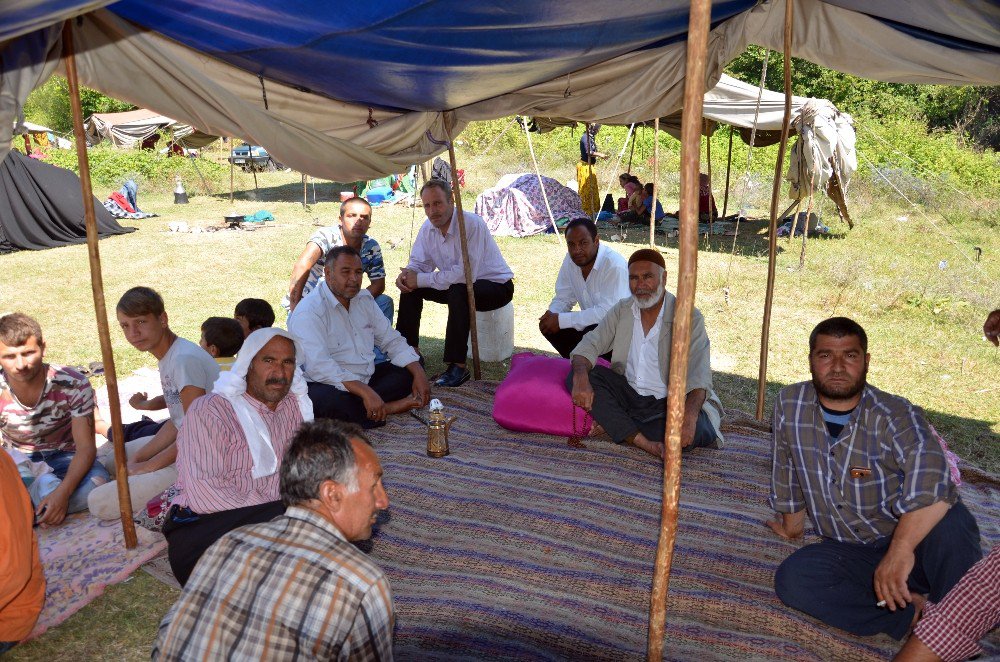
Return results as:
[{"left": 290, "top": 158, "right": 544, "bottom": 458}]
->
[
  {"left": 85, "top": 108, "right": 218, "bottom": 148},
  {"left": 13, "top": 120, "right": 71, "bottom": 149}
]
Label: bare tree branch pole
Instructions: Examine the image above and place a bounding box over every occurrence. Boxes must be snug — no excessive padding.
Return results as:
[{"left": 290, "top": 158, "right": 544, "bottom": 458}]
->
[
  {"left": 444, "top": 123, "right": 481, "bottom": 380},
  {"left": 63, "top": 21, "right": 137, "bottom": 548},
  {"left": 647, "top": 0, "right": 711, "bottom": 657},
  {"left": 756, "top": 0, "right": 795, "bottom": 420}
]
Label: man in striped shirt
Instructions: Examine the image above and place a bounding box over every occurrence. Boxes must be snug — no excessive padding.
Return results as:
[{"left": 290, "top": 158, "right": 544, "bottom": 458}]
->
[
  {"left": 767, "top": 317, "right": 982, "bottom": 641},
  {"left": 162, "top": 328, "right": 314, "bottom": 586},
  {"left": 153, "top": 419, "right": 394, "bottom": 661}
]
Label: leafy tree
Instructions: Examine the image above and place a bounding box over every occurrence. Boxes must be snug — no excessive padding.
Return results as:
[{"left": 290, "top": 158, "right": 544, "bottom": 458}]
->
[
  {"left": 724, "top": 46, "right": 995, "bottom": 149},
  {"left": 22, "top": 75, "right": 134, "bottom": 134}
]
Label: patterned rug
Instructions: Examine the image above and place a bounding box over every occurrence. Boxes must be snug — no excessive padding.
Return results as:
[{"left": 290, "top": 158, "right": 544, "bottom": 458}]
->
[
  {"left": 28, "top": 513, "right": 167, "bottom": 639},
  {"left": 365, "top": 381, "right": 1000, "bottom": 661}
]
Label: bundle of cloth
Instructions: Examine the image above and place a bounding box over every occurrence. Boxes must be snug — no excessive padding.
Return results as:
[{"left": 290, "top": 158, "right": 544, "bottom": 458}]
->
[{"left": 103, "top": 179, "right": 157, "bottom": 219}]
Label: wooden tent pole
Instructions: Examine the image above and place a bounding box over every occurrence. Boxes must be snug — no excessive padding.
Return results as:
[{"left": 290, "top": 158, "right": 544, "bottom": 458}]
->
[
  {"left": 722, "top": 126, "right": 734, "bottom": 218},
  {"left": 444, "top": 125, "right": 481, "bottom": 380},
  {"left": 756, "top": 0, "right": 795, "bottom": 420},
  {"left": 627, "top": 126, "right": 638, "bottom": 173},
  {"left": 706, "top": 121, "right": 713, "bottom": 237},
  {"left": 229, "top": 159, "right": 234, "bottom": 204},
  {"left": 650, "top": 117, "right": 659, "bottom": 248},
  {"left": 302, "top": 174, "right": 307, "bottom": 209},
  {"left": 63, "top": 22, "right": 137, "bottom": 548},
  {"left": 647, "top": 0, "right": 711, "bottom": 658}
]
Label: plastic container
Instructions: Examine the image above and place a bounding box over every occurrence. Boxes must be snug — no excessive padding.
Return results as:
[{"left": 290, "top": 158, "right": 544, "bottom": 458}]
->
[
  {"left": 467, "top": 301, "right": 514, "bottom": 362},
  {"left": 339, "top": 191, "right": 354, "bottom": 202}
]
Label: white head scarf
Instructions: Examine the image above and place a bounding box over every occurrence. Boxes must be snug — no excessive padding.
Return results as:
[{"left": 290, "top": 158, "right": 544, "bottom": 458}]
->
[{"left": 211, "top": 328, "right": 313, "bottom": 478}]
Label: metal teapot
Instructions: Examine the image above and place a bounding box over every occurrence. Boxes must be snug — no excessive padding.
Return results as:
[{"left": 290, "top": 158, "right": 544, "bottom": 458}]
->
[{"left": 411, "top": 399, "right": 456, "bottom": 458}]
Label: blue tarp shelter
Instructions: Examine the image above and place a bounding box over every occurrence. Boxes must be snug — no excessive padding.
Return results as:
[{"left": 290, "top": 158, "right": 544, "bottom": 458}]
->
[{"left": 1, "top": 1, "right": 998, "bottom": 181}]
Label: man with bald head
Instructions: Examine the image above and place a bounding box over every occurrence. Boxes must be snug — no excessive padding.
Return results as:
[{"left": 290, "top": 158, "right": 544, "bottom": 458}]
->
[
  {"left": 569, "top": 249, "right": 724, "bottom": 459},
  {"left": 162, "top": 328, "right": 315, "bottom": 586}
]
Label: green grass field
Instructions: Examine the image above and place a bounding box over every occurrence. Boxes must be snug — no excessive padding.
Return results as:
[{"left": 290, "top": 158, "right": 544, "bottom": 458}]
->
[{"left": 2, "top": 144, "right": 997, "bottom": 659}]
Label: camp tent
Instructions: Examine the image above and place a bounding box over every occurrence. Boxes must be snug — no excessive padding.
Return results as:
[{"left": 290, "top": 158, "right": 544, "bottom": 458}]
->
[
  {"left": 1, "top": 1, "right": 997, "bottom": 182},
  {"left": 14, "top": 120, "right": 71, "bottom": 149},
  {"left": 528, "top": 72, "right": 859, "bottom": 223},
  {"left": 531, "top": 73, "right": 817, "bottom": 142},
  {"left": 0, "top": 148, "right": 134, "bottom": 253},
  {"left": 476, "top": 173, "right": 585, "bottom": 238},
  {"left": 84, "top": 108, "right": 218, "bottom": 149}
]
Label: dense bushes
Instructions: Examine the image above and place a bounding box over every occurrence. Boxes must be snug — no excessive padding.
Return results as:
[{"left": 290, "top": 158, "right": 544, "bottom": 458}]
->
[
  {"left": 43, "top": 143, "right": 228, "bottom": 194},
  {"left": 22, "top": 76, "right": 135, "bottom": 135}
]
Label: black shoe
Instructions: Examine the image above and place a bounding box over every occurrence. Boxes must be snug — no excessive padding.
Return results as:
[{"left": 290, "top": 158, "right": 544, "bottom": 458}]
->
[{"left": 434, "top": 363, "right": 470, "bottom": 387}]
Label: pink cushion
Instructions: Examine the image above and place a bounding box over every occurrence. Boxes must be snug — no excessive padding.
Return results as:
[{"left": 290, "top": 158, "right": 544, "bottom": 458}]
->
[{"left": 493, "top": 352, "right": 609, "bottom": 436}]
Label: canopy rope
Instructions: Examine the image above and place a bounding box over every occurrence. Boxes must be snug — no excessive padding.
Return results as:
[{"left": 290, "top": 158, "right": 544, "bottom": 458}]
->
[
  {"left": 859, "top": 150, "right": 992, "bottom": 278},
  {"left": 855, "top": 122, "right": 991, "bottom": 212},
  {"left": 520, "top": 116, "right": 561, "bottom": 237},
  {"left": 723, "top": 49, "right": 771, "bottom": 292},
  {"left": 600, "top": 123, "right": 636, "bottom": 218},
  {"left": 409, "top": 162, "right": 421, "bottom": 255}
]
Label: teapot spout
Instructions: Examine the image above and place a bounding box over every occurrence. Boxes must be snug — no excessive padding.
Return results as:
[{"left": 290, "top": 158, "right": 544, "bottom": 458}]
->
[{"left": 444, "top": 415, "right": 458, "bottom": 432}]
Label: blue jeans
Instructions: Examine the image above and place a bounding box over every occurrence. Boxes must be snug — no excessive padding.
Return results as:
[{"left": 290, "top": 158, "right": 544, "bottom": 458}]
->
[
  {"left": 774, "top": 500, "right": 981, "bottom": 640},
  {"left": 374, "top": 293, "right": 394, "bottom": 364},
  {"left": 27, "top": 449, "right": 110, "bottom": 514}
]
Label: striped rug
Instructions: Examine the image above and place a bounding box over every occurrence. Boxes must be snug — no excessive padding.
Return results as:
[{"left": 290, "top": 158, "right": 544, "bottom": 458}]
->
[{"left": 366, "top": 381, "right": 999, "bottom": 661}]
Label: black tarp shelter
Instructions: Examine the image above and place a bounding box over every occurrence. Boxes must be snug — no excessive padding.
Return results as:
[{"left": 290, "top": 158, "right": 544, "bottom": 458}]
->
[{"left": 0, "top": 149, "right": 134, "bottom": 253}]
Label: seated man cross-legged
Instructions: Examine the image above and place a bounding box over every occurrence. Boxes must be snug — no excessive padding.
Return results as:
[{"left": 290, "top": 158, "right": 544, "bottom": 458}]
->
[
  {"left": 396, "top": 178, "right": 514, "bottom": 387},
  {"left": 569, "top": 249, "right": 724, "bottom": 458},
  {"left": 290, "top": 246, "right": 430, "bottom": 428},
  {"left": 539, "top": 217, "right": 629, "bottom": 358},
  {"left": 767, "top": 317, "right": 982, "bottom": 642},
  {"left": 0, "top": 313, "right": 108, "bottom": 526},
  {"left": 163, "top": 328, "right": 313, "bottom": 586}
]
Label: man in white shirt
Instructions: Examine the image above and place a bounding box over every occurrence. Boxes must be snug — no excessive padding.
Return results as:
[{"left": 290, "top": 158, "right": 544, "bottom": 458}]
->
[
  {"left": 568, "top": 249, "right": 724, "bottom": 459},
  {"left": 539, "top": 218, "right": 630, "bottom": 358},
  {"left": 291, "top": 246, "right": 431, "bottom": 428},
  {"left": 395, "top": 179, "right": 514, "bottom": 387}
]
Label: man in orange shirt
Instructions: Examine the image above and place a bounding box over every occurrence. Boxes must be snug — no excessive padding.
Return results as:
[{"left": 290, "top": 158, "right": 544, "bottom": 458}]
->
[{"left": 0, "top": 449, "right": 45, "bottom": 651}]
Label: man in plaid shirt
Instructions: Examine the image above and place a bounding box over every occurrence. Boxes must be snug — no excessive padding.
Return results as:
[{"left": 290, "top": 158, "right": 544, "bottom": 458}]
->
[
  {"left": 766, "top": 317, "right": 982, "bottom": 641},
  {"left": 153, "top": 420, "right": 394, "bottom": 661}
]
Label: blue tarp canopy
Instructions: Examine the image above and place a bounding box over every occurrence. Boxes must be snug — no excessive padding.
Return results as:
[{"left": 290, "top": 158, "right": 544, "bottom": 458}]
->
[{"left": 1, "top": 0, "right": 998, "bottom": 179}]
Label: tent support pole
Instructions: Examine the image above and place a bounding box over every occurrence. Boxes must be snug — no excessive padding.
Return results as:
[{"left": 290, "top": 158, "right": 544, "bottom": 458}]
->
[
  {"left": 445, "top": 125, "right": 481, "bottom": 380},
  {"left": 229, "top": 160, "right": 234, "bottom": 204},
  {"left": 756, "top": 0, "right": 795, "bottom": 421},
  {"left": 63, "top": 21, "right": 137, "bottom": 549},
  {"left": 706, "top": 121, "right": 713, "bottom": 237},
  {"left": 650, "top": 117, "right": 659, "bottom": 248},
  {"left": 302, "top": 174, "right": 307, "bottom": 209},
  {"left": 722, "top": 126, "right": 734, "bottom": 218},
  {"left": 647, "top": 0, "right": 710, "bottom": 658},
  {"left": 626, "top": 126, "right": 638, "bottom": 173},
  {"left": 601, "top": 123, "right": 636, "bottom": 220}
]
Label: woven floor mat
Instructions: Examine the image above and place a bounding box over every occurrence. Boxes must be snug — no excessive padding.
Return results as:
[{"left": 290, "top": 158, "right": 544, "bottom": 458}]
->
[{"left": 360, "top": 381, "right": 999, "bottom": 661}]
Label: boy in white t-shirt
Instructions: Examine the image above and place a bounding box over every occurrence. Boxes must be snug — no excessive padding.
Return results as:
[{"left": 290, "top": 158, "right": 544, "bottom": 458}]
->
[{"left": 87, "top": 287, "right": 220, "bottom": 520}]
